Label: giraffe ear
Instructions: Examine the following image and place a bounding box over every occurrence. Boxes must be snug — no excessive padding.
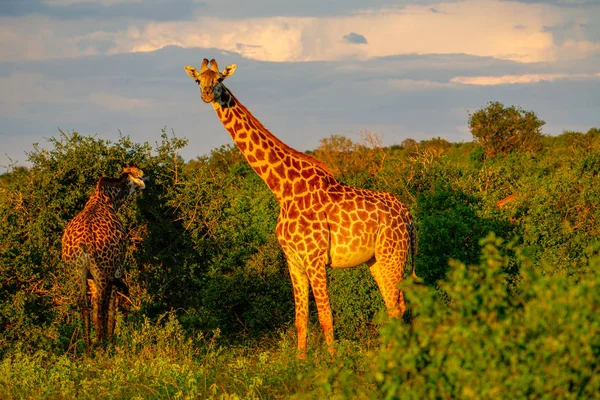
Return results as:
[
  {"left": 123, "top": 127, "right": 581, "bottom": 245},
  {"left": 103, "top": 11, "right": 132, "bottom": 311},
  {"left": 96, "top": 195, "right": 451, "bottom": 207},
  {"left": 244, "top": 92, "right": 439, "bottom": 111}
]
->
[
  {"left": 184, "top": 66, "right": 200, "bottom": 80},
  {"left": 220, "top": 64, "right": 237, "bottom": 80}
]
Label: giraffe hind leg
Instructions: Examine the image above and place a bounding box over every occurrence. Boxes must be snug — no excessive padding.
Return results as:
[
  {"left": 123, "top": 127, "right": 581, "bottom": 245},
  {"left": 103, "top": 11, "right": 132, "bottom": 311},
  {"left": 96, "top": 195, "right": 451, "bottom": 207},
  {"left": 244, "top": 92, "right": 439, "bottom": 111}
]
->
[
  {"left": 107, "top": 287, "right": 118, "bottom": 341},
  {"left": 88, "top": 279, "right": 98, "bottom": 332},
  {"left": 94, "top": 286, "right": 111, "bottom": 344},
  {"left": 368, "top": 258, "right": 405, "bottom": 319},
  {"left": 78, "top": 280, "right": 91, "bottom": 347},
  {"left": 76, "top": 255, "right": 93, "bottom": 347}
]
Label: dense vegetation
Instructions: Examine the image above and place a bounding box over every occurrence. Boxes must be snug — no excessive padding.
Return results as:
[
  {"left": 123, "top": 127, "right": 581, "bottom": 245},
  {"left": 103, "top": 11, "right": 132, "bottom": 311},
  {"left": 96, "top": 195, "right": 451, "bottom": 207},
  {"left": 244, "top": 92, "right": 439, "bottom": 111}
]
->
[{"left": 1, "top": 101, "right": 599, "bottom": 398}]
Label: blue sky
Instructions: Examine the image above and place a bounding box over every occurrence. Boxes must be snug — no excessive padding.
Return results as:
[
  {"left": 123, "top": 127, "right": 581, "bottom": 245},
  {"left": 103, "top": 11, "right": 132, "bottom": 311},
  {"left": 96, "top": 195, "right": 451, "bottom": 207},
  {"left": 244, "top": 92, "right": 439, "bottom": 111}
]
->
[{"left": 1, "top": 0, "right": 599, "bottom": 171}]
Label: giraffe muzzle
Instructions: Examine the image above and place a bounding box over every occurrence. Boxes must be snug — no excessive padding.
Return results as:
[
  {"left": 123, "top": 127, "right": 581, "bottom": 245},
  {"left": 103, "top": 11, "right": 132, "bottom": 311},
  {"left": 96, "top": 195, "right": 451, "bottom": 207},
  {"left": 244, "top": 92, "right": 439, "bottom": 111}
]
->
[{"left": 201, "top": 89, "right": 214, "bottom": 103}]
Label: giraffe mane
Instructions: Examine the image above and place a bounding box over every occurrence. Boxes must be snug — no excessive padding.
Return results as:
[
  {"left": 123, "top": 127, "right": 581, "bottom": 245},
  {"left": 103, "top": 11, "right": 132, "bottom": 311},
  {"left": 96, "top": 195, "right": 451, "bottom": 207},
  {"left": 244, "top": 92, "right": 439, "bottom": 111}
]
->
[
  {"left": 96, "top": 173, "right": 128, "bottom": 190},
  {"left": 228, "top": 90, "right": 335, "bottom": 176}
]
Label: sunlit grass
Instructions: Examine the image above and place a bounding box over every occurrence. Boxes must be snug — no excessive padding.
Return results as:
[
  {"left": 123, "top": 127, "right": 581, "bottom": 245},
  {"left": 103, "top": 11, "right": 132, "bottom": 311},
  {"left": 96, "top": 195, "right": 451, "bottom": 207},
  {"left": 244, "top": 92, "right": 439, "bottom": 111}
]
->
[{"left": 0, "top": 314, "right": 378, "bottom": 399}]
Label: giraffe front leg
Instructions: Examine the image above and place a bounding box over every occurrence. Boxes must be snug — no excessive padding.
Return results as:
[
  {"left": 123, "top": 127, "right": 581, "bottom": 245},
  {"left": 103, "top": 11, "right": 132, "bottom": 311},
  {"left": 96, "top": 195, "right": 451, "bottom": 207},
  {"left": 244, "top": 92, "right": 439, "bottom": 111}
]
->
[
  {"left": 78, "top": 275, "right": 91, "bottom": 348},
  {"left": 307, "top": 264, "right": 334, "bottom": 356},
  {"left": 288, "top": 264, "right": 309, "bottom": 359}
]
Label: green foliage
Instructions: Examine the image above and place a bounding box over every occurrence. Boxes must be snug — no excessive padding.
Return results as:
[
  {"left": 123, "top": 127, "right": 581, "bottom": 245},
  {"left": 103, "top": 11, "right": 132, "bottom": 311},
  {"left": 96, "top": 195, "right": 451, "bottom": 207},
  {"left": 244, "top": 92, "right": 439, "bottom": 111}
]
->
[
  {"left": 328, "top": 265, "right": 384, "bottom": 340},
  {"left": 312, "top": 131, "right": 387, "bottom": 188},
  {"left": 415, "top": 185, "right": 511, "bottom": 283},
  {"left": 3, "top": 239, "right": 600, "bottom": 399},
  {"left": 167, "top": 147, "right": 294, "bottom": 335},
  {"left": 2, "top": 112, "right": 600, "bottom": 397},
  {"left": 375, "top": 234, "right": 600, "bottom": 399},
  {"left": 0, "top": 133, "right": 296, "bottom": 354},
  {"left": 419, "top": 136, "right": 451, "bottom": 158},
  {"left": 469, "top": 101, "right": 545, "bottom": 157}
]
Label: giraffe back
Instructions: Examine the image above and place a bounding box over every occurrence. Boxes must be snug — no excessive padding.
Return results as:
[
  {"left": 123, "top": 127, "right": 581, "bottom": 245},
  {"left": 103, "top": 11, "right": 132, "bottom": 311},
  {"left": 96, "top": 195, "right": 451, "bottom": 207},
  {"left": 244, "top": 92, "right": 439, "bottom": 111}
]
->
[
  {"left": 62, "top": 167, "right": 145, "bottom": 288},
  {"left": 62, "top": 193, "right": 127, "bottom": 280}
]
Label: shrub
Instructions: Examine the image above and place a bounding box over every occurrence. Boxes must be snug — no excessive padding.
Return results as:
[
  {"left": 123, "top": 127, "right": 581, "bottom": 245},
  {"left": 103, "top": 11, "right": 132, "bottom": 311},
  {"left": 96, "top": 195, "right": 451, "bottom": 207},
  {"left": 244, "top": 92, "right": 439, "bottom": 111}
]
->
[
  {"left": 375, "top": 234, "right": 600, "bottom": 399},
  {"left": 469, "top": 101, "right": 544, "bottom": 158},
  {"left": 328, "top": 265, "right": 384, "bottom": 340},
  {"left": 415, "top": 184, "right": 512, "bottom": 284}
]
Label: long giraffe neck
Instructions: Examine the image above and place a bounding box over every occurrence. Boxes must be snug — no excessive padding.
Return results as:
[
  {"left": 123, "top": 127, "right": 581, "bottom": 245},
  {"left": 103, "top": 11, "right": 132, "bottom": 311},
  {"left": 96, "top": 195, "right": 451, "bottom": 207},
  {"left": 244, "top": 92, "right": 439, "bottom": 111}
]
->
[
  {"left": 212, "top": 86, "right": 333, "bottom": 202},
  {"left": 88, "top": 176, "right": 131, "bottom": 212}
]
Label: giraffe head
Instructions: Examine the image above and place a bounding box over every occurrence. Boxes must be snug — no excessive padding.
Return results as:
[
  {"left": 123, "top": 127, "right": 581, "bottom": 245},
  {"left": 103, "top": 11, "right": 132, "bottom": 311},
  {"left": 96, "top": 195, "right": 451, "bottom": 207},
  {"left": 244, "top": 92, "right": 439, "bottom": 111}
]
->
[
  {"left": 121, "top": 165, "right": 146, "bottom": 194},
  {"left": 185, "top": 58, "right": 237, "bottom": 103}
]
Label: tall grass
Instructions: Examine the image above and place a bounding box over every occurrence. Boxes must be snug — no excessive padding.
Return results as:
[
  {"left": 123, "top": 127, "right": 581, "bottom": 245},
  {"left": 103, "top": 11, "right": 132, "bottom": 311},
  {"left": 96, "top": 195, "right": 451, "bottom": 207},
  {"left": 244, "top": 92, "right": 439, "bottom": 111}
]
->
[{"left": 0, "top": 313, "right": 376, "bottom": 399}]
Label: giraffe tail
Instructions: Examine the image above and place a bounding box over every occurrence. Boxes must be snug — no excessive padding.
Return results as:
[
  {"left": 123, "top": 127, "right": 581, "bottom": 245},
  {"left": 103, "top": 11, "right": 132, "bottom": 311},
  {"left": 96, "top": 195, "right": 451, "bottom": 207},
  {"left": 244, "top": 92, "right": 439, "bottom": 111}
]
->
[
  {"left": 407, "top": 211, "right": 418, "bottom": 279},
  {"left": 78, "top": 243, "right": 94, "bottom": 276}
]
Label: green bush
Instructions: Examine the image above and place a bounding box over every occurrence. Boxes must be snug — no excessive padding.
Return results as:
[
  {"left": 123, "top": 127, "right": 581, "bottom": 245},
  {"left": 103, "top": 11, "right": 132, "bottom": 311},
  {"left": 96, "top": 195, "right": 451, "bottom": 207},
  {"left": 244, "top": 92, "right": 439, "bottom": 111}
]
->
[
  {"left": 328, "top": 265, "right": 384, "bottom": 340},
  {"left": 415, "top": 184, "right": 512, "bottom": 284},
  {"left": 168, "top": 150, "right": 294, "bottom": 336},
  {"left": 375, "top": 234, "right": 600, "bottom": 399},
  {"left": 469, "top": 101, "right": 545, "bottom": 158}
]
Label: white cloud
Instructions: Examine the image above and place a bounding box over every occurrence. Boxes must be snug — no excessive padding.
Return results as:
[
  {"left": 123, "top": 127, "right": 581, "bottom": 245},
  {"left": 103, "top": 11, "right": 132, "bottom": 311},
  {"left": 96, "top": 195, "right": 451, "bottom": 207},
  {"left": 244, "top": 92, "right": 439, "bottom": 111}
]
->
[
  {"left": 108, "top": 17, "right": 311, "bottom": 62},
  {"left": 111, "top": 1, "right": 562, "bottom": 63},
  {"left": 125, "top": 0, "right": 600, "bottom": 65},
  {"left": 120, "top": 1, "right": 598, "bottom": 64},
  {"left": 451, "top": 72, "right": 600, "bottom": 85},
  {"left": 2, "top": 0, "right": 599, "bottom": 65},
  {"left": 303, "top": 0, "right": 561, "bottom": 63},
  {"left": 557, "top": 39, "right": 600, "bottom": 59}
]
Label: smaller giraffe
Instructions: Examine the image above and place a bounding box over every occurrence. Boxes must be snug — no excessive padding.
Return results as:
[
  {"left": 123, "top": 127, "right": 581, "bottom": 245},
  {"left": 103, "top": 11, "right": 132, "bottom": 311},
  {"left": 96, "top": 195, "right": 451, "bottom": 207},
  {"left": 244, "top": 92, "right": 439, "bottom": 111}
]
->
[{"left": 62, "top": 166, "right": 146, "bottom": 346}]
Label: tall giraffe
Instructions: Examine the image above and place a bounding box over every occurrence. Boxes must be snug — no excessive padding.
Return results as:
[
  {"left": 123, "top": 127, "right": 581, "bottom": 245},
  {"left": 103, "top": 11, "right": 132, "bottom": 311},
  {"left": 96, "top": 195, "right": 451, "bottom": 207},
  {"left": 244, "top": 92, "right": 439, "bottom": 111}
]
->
[
  {"left": 185, "top": 59, "right": 416, "bottom": 357},
  {"left": 62, "top": 166, "right": 146, "bottom": 346}
]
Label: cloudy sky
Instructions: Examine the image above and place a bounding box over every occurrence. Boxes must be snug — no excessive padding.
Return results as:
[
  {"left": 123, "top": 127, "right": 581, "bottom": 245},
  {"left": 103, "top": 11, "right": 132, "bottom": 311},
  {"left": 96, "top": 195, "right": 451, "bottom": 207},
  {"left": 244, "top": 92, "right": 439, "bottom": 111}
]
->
[{"left": 1, "top": 0, "right": 599, "bottom": 171}]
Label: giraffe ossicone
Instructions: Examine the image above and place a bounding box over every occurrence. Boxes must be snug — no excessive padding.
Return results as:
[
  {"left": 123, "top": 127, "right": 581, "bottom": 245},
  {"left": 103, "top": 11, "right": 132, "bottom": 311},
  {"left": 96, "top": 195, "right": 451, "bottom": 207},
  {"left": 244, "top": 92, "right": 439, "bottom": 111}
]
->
[
  {"left": 185, "top": 59, "right": 417, "bottom": 358},
  {"left": 62, "top": 166, "right": 146, "bottom": 347}
]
